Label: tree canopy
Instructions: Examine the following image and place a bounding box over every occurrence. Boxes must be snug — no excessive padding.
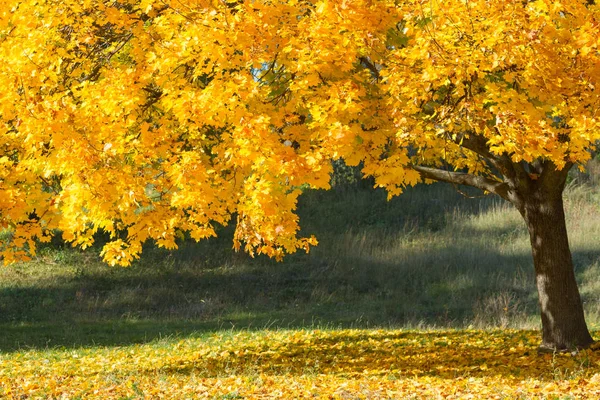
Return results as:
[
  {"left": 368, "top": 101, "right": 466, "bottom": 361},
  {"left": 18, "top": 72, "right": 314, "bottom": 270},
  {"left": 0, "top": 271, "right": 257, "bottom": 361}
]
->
[{"left": 1, "top": 0, "right": 599, "bottom": 266}]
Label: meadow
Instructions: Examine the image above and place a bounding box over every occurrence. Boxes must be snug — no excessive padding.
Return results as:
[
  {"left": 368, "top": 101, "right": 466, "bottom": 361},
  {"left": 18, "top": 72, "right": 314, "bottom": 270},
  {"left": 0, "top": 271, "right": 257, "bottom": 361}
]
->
[{"left": 2, "top": 164, "right": 600, "bottom": 398}]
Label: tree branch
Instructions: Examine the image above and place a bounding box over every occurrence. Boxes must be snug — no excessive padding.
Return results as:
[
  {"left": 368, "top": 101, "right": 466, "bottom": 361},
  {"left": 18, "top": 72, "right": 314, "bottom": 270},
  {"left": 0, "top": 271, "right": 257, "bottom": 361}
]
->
[
  {"left": 538, "top": 160, "right": 573, "bottom": 193},
  {"left": 412, "top": 165, "right": 511, "bottom": 200},
  {"left": 80, "top": 33, "right": 133, "bottom": 83},
  {"left": 358, "top": 57, "right": 381, "bottom": 81},
  {"left": 453, "top": 132, "right": 531, "bottom": 192}
]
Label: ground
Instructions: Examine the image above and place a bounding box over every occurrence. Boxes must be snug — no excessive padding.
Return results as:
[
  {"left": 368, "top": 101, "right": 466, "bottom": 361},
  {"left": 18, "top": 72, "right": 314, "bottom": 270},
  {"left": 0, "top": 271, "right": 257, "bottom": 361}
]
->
[
  {"left": 2, "top": 167, "right": 600, "bottom": 398},
  {"left": 2, "top": 329, "right": 600, "bottom": 398}
]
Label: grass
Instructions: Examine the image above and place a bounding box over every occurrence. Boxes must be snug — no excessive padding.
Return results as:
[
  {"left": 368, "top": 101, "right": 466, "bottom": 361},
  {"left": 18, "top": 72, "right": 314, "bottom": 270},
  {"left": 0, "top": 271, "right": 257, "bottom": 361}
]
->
[
  {"left": 3, "top": 164, "right": 600, "bottom": 397},
  {"left": 2, "top": 166, "right": 600, "bottom": 351}
]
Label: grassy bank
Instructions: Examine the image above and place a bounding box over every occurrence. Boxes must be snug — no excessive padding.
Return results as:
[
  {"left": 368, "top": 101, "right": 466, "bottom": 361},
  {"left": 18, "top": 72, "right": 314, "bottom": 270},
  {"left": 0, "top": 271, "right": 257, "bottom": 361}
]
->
[{"left": 2, "top": 171, "right": 600, "bottom": 351}]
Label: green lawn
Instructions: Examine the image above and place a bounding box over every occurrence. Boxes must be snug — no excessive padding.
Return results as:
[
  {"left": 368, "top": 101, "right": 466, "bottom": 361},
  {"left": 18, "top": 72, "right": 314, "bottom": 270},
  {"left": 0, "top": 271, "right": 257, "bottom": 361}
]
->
[{"left": 2, "top": 171, "right": 600, "bottom": 351}]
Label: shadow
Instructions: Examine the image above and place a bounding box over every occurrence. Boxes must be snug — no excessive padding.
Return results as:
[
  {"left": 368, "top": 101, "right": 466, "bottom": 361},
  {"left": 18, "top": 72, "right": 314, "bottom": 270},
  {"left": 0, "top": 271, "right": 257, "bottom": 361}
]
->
[
  {"left": 2, "top": 244, "right": 599, "bottom": 352},
  {"left": 1, "top": 183, "right": 599, "bottom": 352},
  {"left": 297, "top": 182, "right": 506, "bottom": 236}
]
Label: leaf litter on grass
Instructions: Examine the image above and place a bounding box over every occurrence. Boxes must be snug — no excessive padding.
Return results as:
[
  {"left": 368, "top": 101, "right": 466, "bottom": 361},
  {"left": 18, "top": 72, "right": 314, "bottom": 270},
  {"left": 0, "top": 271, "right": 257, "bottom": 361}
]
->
[{"left": 1, "top": 329, "right": 600, "bottom": 399}]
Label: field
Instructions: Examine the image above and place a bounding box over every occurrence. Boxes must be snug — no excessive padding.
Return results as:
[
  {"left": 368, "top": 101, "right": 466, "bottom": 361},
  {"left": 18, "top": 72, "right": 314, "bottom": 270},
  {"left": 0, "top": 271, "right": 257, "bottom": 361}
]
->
[{"left": 2, "top": 167, "right": 600, "bottom": 398}]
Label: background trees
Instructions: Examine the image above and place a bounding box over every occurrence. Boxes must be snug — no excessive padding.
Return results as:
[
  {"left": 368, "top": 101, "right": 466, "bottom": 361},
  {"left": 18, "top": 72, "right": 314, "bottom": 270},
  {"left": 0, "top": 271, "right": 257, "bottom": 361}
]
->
[{"left": 2, "top": 0, "right": 600, "bottom": 349}]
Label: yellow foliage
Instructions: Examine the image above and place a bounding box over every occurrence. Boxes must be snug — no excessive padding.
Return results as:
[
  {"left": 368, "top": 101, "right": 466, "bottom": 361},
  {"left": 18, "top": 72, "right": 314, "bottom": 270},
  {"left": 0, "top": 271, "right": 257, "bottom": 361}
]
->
[{"left": 1, "top": 0, "right": 600, "bottom": 264}]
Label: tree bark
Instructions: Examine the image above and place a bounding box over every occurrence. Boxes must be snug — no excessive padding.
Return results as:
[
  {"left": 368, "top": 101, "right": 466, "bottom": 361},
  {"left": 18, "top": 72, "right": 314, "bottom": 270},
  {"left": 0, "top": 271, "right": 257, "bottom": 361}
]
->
[
  {"left": 518, "top": 191, "right": 594, "bottom": 351},
  {"left": 413, "top": 162, "right": 594, "bottom": 350}
]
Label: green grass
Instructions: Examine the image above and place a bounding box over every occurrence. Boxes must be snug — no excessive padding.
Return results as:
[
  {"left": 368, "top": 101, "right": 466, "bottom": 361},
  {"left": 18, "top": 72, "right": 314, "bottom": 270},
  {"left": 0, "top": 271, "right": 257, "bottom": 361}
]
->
[{"left": 1, "top": 167, "right": 600, "bottom": 351}]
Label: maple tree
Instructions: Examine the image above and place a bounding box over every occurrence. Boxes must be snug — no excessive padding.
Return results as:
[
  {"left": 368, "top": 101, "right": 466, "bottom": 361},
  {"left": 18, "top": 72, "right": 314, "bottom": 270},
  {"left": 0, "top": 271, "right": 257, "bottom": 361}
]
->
[{"left": 1, "top": 0, "right": 600, "bottom": 350}]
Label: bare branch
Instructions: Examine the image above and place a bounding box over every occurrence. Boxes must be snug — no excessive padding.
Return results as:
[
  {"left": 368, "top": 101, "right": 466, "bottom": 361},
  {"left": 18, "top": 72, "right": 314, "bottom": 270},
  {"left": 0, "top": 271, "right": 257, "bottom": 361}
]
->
[
  {"left": 453, "top": 132, "right": 531, "bottom": 191},
  {"left": 411, "top": 165, "right": 510, "bottom": 200}
]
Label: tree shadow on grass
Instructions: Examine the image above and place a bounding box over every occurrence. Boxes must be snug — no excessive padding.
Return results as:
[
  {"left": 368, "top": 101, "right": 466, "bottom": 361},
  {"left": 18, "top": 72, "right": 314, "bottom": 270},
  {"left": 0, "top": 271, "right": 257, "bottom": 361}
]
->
[
  {"left": 1, "top": 245, "right": 599, "bottom": 352},
  {"left": 1, "top": 183, "right": 599, "bottom": 352}
]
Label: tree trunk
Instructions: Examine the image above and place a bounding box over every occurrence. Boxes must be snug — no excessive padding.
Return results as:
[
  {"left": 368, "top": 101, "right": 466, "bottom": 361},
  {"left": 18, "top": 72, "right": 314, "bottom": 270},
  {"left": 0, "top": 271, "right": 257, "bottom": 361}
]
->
[
  {"left": 519, "top": 192, "right": 594, "bottom": 351},
  {"left": 412, "top": 160, "right": 594, "bottom": 350}
]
